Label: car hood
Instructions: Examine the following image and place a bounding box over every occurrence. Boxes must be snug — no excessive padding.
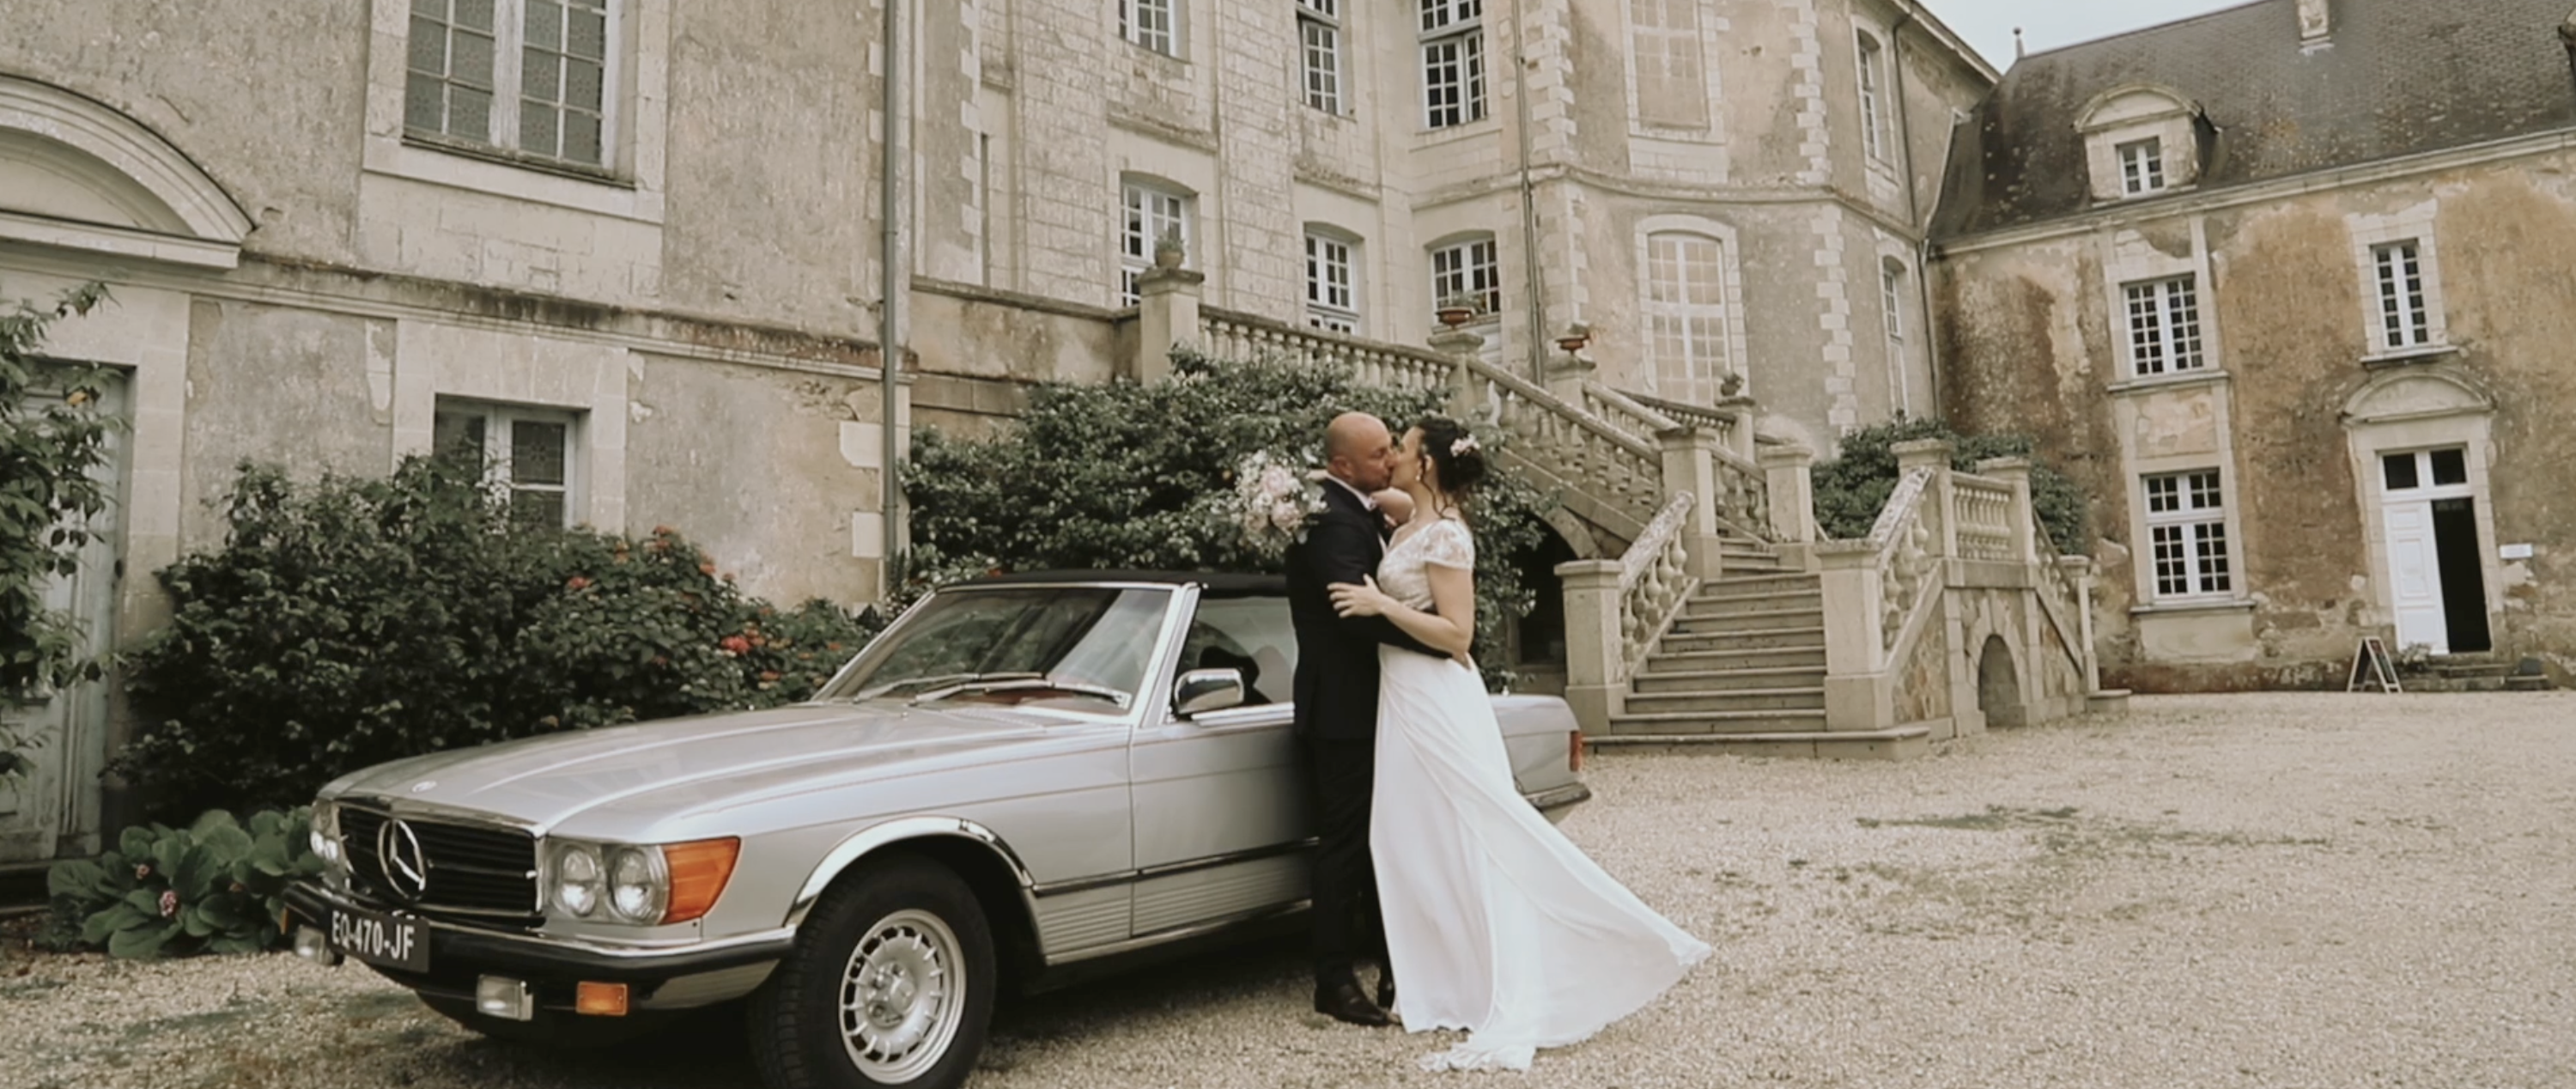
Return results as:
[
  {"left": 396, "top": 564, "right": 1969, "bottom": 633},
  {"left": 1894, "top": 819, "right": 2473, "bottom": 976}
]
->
[{"left": 322, "top": 702, "right": 1088, "bottom": 836}]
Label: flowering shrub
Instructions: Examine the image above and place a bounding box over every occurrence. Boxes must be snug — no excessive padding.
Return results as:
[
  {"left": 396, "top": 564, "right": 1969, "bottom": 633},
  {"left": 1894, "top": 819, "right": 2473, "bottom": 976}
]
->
[
  {"left": 905, "top": 350, "right": 1554, "bottom": 689},
  {"left": 1811, "top": 416, "right": 2092, "bottom": 548},
  {"left": 43, "top": 809, "right": 322, "bottom": 958},
  {"left": 1, "top": 283, "right": 118, "bottom": 780},
  {"left": 112, "top": 455, "right": 883, "bottom": 820}
]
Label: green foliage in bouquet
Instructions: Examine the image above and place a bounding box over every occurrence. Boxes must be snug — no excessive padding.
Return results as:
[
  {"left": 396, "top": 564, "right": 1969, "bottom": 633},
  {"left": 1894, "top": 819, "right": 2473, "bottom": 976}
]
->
[{"left": 904, "top": 349, "right": 1556, "bottom": 689}]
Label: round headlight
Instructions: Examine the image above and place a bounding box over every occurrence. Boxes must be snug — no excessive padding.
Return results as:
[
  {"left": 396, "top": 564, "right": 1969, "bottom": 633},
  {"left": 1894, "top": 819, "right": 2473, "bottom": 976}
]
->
[
  {"left": 553, "top": 847, "right": 603, "bottom": 917},
  {"left": 309, "top": 804, "right": 343, "bottom": 867},
  {"left": 608, "top": 848, "right": 667, "bottom": 922}
]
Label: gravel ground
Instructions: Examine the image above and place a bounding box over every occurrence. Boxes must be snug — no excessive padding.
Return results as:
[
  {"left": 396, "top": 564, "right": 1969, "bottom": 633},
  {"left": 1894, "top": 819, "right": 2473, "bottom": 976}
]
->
[{"left": 6, "top": 691, "right": 2574, "bottom": 1089}]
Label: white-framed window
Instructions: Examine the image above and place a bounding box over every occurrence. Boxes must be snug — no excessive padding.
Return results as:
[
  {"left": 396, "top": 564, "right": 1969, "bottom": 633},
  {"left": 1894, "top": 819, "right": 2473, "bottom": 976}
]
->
[
  {"left": 1298, "top": 0, "right": 1344, "bottom": 114},
  {"left": 2117, "top": 137, "right": 2166, "bottom": 196},
  {"left": 1429, "top": 235, "right": 1500, "bottom": 317},
  {"left": 406, "top": 0, "right": 620, "bottom": 168},
  {"left": 1856, "top": 31, "right": 1890, "bottom": 163},
  {"left": 1119, "top": 180, "right": 1192, "bottom": 306},
  {"left": 1880, "top": 259, "right": 1907, "bottom": 341},
  {"left": 2123, "top": 275, "right": 2205, "bottom": 376},
  {"left": 1121, "top": 0, "right": 1180, "bottom": 57},
  {"left": 1419, "top": 0, "right": 1487, "bottom": 130},
  {"left": 1304, "top": 231, "right": 1361, "bottom": 334},
  {"left": 1630, "top": 0, "right": 1710, "bottom": 131},
  {"left": 2142, "top": 469, "right": 2233, "bottom": 599},
  {"left": 434, "top": 401, "right": 583, "bottom": 529},
  {"left": 1640, "top": 232, "right": 1731, "bottom": 403},
  {"left": 2372, "top": 240, "right": 2433, "bottom": 350}
]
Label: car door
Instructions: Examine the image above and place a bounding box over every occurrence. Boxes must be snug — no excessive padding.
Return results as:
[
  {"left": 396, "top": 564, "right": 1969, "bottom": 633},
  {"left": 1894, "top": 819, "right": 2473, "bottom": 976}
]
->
[{"left": 1124, "top": 588, "right": 1310, "bottom": 936}]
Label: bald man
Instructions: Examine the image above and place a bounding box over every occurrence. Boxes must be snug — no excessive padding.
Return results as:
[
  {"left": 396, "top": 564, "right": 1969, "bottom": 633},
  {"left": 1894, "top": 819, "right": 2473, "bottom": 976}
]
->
[{"left": 1285, "top": 411, "right": 1445, "bottom": 1027}]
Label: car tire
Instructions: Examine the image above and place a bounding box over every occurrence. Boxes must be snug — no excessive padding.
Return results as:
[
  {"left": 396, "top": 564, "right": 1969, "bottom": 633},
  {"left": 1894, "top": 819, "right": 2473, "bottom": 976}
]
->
[{"left": 748, "top": 855, "right": 997, "bottom": 1089}]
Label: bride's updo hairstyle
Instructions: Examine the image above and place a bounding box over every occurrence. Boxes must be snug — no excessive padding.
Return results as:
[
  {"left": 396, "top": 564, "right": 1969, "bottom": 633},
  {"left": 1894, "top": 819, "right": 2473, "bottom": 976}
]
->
[{"left": 1416, "top": 416, "right": 1489, "bottom": 499}]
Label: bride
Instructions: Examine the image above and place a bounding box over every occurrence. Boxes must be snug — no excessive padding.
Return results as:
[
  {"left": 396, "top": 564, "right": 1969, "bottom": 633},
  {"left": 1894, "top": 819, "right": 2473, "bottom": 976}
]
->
[{"left": 1329, "top": 417, "right": 1713, "bottom": 1073}]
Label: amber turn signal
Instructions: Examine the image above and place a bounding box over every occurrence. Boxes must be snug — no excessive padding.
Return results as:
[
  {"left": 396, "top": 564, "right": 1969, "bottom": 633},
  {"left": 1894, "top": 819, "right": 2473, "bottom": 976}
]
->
[
  {"left": 661, "top": 837, "right": 742, "bottom": 924},
  {"left": 574, "top": 981, "right": 629, "bottom": 1017}
]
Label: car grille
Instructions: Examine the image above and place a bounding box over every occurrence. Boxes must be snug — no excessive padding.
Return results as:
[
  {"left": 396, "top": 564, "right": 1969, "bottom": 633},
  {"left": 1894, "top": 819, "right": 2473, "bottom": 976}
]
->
[{"left": 340, "top": 804, "right": 541, "bottom": 928}]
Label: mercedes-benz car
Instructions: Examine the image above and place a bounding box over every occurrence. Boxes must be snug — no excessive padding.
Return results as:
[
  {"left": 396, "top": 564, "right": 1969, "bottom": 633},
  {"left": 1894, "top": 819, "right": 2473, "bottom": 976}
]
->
[{"left": 282, "top": 571, "right": 1590, "bottom": 1089}]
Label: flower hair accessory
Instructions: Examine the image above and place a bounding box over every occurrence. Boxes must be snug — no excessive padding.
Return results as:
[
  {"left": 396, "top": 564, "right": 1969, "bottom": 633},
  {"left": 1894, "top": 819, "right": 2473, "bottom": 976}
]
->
[{"left": 1449, "top": 435, "right": 1480, "bottom": 457}]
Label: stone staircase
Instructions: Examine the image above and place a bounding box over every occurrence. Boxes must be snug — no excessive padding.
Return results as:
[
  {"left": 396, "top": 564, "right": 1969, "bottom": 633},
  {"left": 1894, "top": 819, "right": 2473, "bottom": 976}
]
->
[{"left": 1592, "top": 538, "right": 1931, "bottom": 759}]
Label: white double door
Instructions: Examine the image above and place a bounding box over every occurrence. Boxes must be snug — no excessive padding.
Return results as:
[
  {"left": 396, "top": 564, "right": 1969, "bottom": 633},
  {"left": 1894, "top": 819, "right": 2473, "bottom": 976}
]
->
[
  {"left": 2377, "top": 447, "right": 2472, "bottom": 656},
  {"left": 0, "top": 375, "right": 125, "bottom": 863}
]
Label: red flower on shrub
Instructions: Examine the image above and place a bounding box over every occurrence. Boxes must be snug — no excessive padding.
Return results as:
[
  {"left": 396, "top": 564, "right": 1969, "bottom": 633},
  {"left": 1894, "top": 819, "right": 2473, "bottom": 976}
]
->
[
  {"left": 699, "top": 562, "right": 719, "bottom": 576},
  {"left": 158, "top": 890, "right": 179, "bottom": 919},
  {"left": 566, "top": 575, "right": 592, "bottom": 591},
  {"left": 720, "top": 636, "right": 752, "bottom": 655},
  {"left": 758, "top": 670, "right": 781, "bottom": 683}
]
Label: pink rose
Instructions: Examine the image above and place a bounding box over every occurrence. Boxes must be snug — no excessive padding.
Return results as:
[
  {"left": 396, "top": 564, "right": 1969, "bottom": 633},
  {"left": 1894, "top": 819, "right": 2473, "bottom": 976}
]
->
[
  {"left": 1269, "top": 500, "right": 1300, "bottom": 529},
  {"left": 158, "top": 890, "right": 179, "bottom": 919}
]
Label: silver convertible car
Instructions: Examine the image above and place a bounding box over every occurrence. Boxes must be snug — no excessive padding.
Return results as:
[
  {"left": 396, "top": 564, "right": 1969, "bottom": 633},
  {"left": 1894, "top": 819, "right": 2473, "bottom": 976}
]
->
[{"left": 283, "top": 571, "right": 1590, "bottom": 1089}]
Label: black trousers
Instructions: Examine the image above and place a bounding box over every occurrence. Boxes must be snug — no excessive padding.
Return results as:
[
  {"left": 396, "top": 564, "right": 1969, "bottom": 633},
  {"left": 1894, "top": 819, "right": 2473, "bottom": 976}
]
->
[{"left": 1304, "top": 734, "right": 1384, "bottom": 984}]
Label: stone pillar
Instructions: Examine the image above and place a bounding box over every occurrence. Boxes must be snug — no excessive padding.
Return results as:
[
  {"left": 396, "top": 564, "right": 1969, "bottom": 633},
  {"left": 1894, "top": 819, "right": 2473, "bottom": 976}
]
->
[
  {"left": 1656, "top": 427, "right": 1726, "bottom": 580},
  {"left": 1977, "top": 456, "right": 2038, "bottom": 563},
  {"left": 1816, "top": 542, "right": 1894, "bottom": 730},
  {"left": 1555, "top": 559, "right": 1626, "bottom": 733},
  {"left": 1133, "top": 266, "right": 1204, "bottom": 383},
  {"left": 1759, "top": 443, "right": 1817, "bottom": 570},
  {"left": 2065, "top": 555, "right": 2102, "bottom": 691},
  {"left": 1892, "top": 438, "right": 1956, "bottom": 559},
  {"left": 1430, "top": 327, "right": 1486, "bottom": 418},
  {"left": 1715, "top": 394, "right": 1760, "bottom": 464},
  {"left": 1541, "top": 348, "right": 1596, "bottom": 405}
]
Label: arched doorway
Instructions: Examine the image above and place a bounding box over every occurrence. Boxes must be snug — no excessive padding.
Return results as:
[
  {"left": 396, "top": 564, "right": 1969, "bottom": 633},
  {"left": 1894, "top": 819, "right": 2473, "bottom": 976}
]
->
[{"left": 1977, "top": 635, "right": 2024, "bottom": 729}]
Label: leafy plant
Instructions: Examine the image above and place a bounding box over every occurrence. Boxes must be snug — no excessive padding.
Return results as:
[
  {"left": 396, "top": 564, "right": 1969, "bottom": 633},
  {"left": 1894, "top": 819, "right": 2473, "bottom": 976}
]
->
[
  {"left": 45, "top": 808, "right": 323, "bottom": 958},
  {"left": 1811, "top": 416, "right": 2092, "bottom": 551},
  {"left": 903, "top": 348, "right": 1554, "bottom": 688},
  {"left": 112, "top": 454, "right": 884, "bottom": 820},
  {"left": 1, "top": 282, "right": 118, "bottom": 779}
]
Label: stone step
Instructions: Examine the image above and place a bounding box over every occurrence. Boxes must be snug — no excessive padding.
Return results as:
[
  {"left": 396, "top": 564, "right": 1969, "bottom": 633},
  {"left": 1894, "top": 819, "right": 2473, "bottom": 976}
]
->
[
  {"left": 1681, "top": 590, "right": 1825, "bottom": 618},
  {"left": 1631, "top": 666, "right": 1829, "bottom": 693},
  {"left": 1643, "top": 645, "right": 1830, "bottom": 672},
  {"left": 1702, "top": 572, "right": 1821, "bottom": 596},
  {"left": 1602, "top": 709, "right": 1832, "bottom": 734},
  {"left": 1668, "top": 607, "right": 1826, "bottom": 634},
  {"left": 1656, "top": 625, "right": 1828, "bottom": 653},
  {"left": 1623, "top": 687, "right": 1827, "bottom": 714},
  {"left": 1588, "top": 727, "right": 1931, "bottom": 761}
]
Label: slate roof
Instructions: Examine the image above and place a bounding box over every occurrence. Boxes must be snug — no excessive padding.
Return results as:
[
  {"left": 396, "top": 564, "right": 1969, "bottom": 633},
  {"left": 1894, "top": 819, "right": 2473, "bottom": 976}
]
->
[{"left": 1931, "top": 0, "right": 2576, "bottom": 239}]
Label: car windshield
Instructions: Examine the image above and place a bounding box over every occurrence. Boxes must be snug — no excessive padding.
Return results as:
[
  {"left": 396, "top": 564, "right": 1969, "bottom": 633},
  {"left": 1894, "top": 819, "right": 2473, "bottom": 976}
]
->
[{"left": 815, "top": 585, "right": 1174, "bottom": 712}]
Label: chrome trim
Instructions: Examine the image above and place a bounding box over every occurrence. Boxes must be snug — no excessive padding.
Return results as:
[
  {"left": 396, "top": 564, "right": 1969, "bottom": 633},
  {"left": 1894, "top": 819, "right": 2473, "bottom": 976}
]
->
[
  {"left": 1043, "top": 900, "right": 1309, "bottom": 967},
  {"left": 785, "top": 817, "right": 1041, "bottom": 929},
  {"left": 337, "top": 800, "right": 544, "bottom": 916},
  {"left": 1525, "top": 782, "right": 1594, "bottom": 811},
  {"left": 306, "top": 881, "right": 795, "bottom": 961},
  {"left": 335, "top": 795, "right": 545, "bottom": 834}
]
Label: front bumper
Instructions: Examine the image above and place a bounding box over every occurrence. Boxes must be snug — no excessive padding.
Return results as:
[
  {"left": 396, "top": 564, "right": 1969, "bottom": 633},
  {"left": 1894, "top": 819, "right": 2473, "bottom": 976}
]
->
[{"left": 283, "top": 881, "right": 793, "bottom": 1010}]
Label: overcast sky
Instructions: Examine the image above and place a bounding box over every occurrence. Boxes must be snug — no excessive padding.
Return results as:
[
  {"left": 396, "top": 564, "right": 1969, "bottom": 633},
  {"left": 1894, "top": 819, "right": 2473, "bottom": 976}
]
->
[{"left": 1928, "top": 0, "right": 2256, "bottom": 69}]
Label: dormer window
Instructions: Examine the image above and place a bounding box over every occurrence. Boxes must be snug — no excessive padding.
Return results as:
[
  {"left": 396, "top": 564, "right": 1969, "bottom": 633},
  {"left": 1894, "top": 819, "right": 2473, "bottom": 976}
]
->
[{"left": 2117, "top": 138, "right": 2166, "bottom": 195}]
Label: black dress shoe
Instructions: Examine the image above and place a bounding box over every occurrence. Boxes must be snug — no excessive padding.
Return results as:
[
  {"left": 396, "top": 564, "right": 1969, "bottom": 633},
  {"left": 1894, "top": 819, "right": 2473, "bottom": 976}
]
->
[{"left": 1313, "top": 979, "right": 1392, "bottom": 1027}]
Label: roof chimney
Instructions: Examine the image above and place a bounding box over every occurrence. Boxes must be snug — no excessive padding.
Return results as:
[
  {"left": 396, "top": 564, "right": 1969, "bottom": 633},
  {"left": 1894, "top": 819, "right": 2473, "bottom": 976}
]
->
[{"left": 2298, "top": 0, "right": 2332, "bottom": 46}]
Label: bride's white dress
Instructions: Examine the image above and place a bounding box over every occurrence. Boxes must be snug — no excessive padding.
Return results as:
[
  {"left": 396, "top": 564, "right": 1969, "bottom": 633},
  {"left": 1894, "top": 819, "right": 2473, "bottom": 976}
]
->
[{"left": 1370, "top": 518, "right": 1713, "bottom": 1072}]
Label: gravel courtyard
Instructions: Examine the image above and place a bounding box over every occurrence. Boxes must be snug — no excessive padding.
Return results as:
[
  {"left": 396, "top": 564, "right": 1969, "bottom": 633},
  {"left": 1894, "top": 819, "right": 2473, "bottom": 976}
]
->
[{"left": 6, "top": 691, "right": 2573, "bottom": 1089}]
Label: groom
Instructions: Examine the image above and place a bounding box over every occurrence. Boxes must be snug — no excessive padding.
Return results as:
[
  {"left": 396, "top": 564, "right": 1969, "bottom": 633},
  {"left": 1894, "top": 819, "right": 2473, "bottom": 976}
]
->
[{"left": 1287, "top": 411, "right": 1445, "bottom": 1027}]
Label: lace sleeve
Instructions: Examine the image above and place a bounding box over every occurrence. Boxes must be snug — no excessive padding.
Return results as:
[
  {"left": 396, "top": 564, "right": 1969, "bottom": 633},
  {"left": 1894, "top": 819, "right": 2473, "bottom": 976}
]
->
[{"left": 1421, "top": 520, "right": 1477, "bottom": 570}]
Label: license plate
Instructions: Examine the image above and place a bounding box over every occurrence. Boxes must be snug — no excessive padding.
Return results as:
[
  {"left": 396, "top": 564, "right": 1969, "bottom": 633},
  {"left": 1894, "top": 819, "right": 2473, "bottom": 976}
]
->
[{"left": 329, "top": 904, "right": 429, "bottom": 973}]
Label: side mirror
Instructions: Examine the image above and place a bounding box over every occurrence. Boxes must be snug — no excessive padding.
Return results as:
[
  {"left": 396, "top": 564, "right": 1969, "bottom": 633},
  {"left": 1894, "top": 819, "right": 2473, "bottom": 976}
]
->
[{"left": 1174, "top": 668, "right": 1247, "bottom": 717}]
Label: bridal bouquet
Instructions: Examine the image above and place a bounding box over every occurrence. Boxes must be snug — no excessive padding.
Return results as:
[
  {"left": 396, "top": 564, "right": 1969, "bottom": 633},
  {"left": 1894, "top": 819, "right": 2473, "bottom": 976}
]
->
[{"left": 1230, "top": 450, "right": 1327, "bottom": 557}]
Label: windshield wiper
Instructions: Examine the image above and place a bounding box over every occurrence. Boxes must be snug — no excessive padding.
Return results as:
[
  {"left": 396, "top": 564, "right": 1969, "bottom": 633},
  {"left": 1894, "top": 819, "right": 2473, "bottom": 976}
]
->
[
  {"left": 854, "top": 672, "right": 1038, "bottom": 701},
  {"left": 909, "top": 674, "right": 1132, "bottom": 709}
]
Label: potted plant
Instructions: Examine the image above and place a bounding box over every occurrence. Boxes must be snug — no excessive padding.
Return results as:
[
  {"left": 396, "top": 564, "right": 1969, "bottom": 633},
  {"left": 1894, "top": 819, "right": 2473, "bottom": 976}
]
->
[
  {"left": 1152, "top": 228, "right": 1186, "bottom": 270},
  {"left": 1436, "top": 293, "right": 1485, "bottom": 328}
]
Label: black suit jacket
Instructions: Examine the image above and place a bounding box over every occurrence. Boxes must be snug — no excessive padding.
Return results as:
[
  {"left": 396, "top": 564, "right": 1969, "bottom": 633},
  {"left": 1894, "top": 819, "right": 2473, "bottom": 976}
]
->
[{"left": 1287, "top": 482, "right": 1445, "bottom": 740}]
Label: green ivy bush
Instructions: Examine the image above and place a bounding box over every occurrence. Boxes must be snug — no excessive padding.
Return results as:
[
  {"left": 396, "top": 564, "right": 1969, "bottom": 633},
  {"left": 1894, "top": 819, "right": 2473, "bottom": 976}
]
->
[
  {"left": 43, "top": 809, "right": 322, "bottom": 958},
  {"left": 1, "top": 283, "right": 118, "bottom": 779},
  {"left": 112, "top": 454, "right": 883, "bottom": 820},
  {"left": 1811, "top": 417, "right": 2091, "bottom": 551},
  {"left": 904, "top": 349, "right": 1556, "bottom": 689}
]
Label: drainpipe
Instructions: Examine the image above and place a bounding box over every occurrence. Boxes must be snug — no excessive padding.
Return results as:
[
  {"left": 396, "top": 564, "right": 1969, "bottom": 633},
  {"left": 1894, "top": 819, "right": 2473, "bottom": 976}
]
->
[
  {"left": 879, "top": 0, "right": 912, "bottom": 577},
  {"left": 1510, "top": 0, "right": 1547, "bottom": 384},
  {"left": 1887, "top": 3, "right": 1949, "bottom": 420}
]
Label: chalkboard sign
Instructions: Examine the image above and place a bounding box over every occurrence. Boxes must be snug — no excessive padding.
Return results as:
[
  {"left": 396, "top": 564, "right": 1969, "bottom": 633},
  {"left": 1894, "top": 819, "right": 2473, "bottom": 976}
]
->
[{"left": 2346, "top": 636, "right": 2402, "bottom": 693}]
